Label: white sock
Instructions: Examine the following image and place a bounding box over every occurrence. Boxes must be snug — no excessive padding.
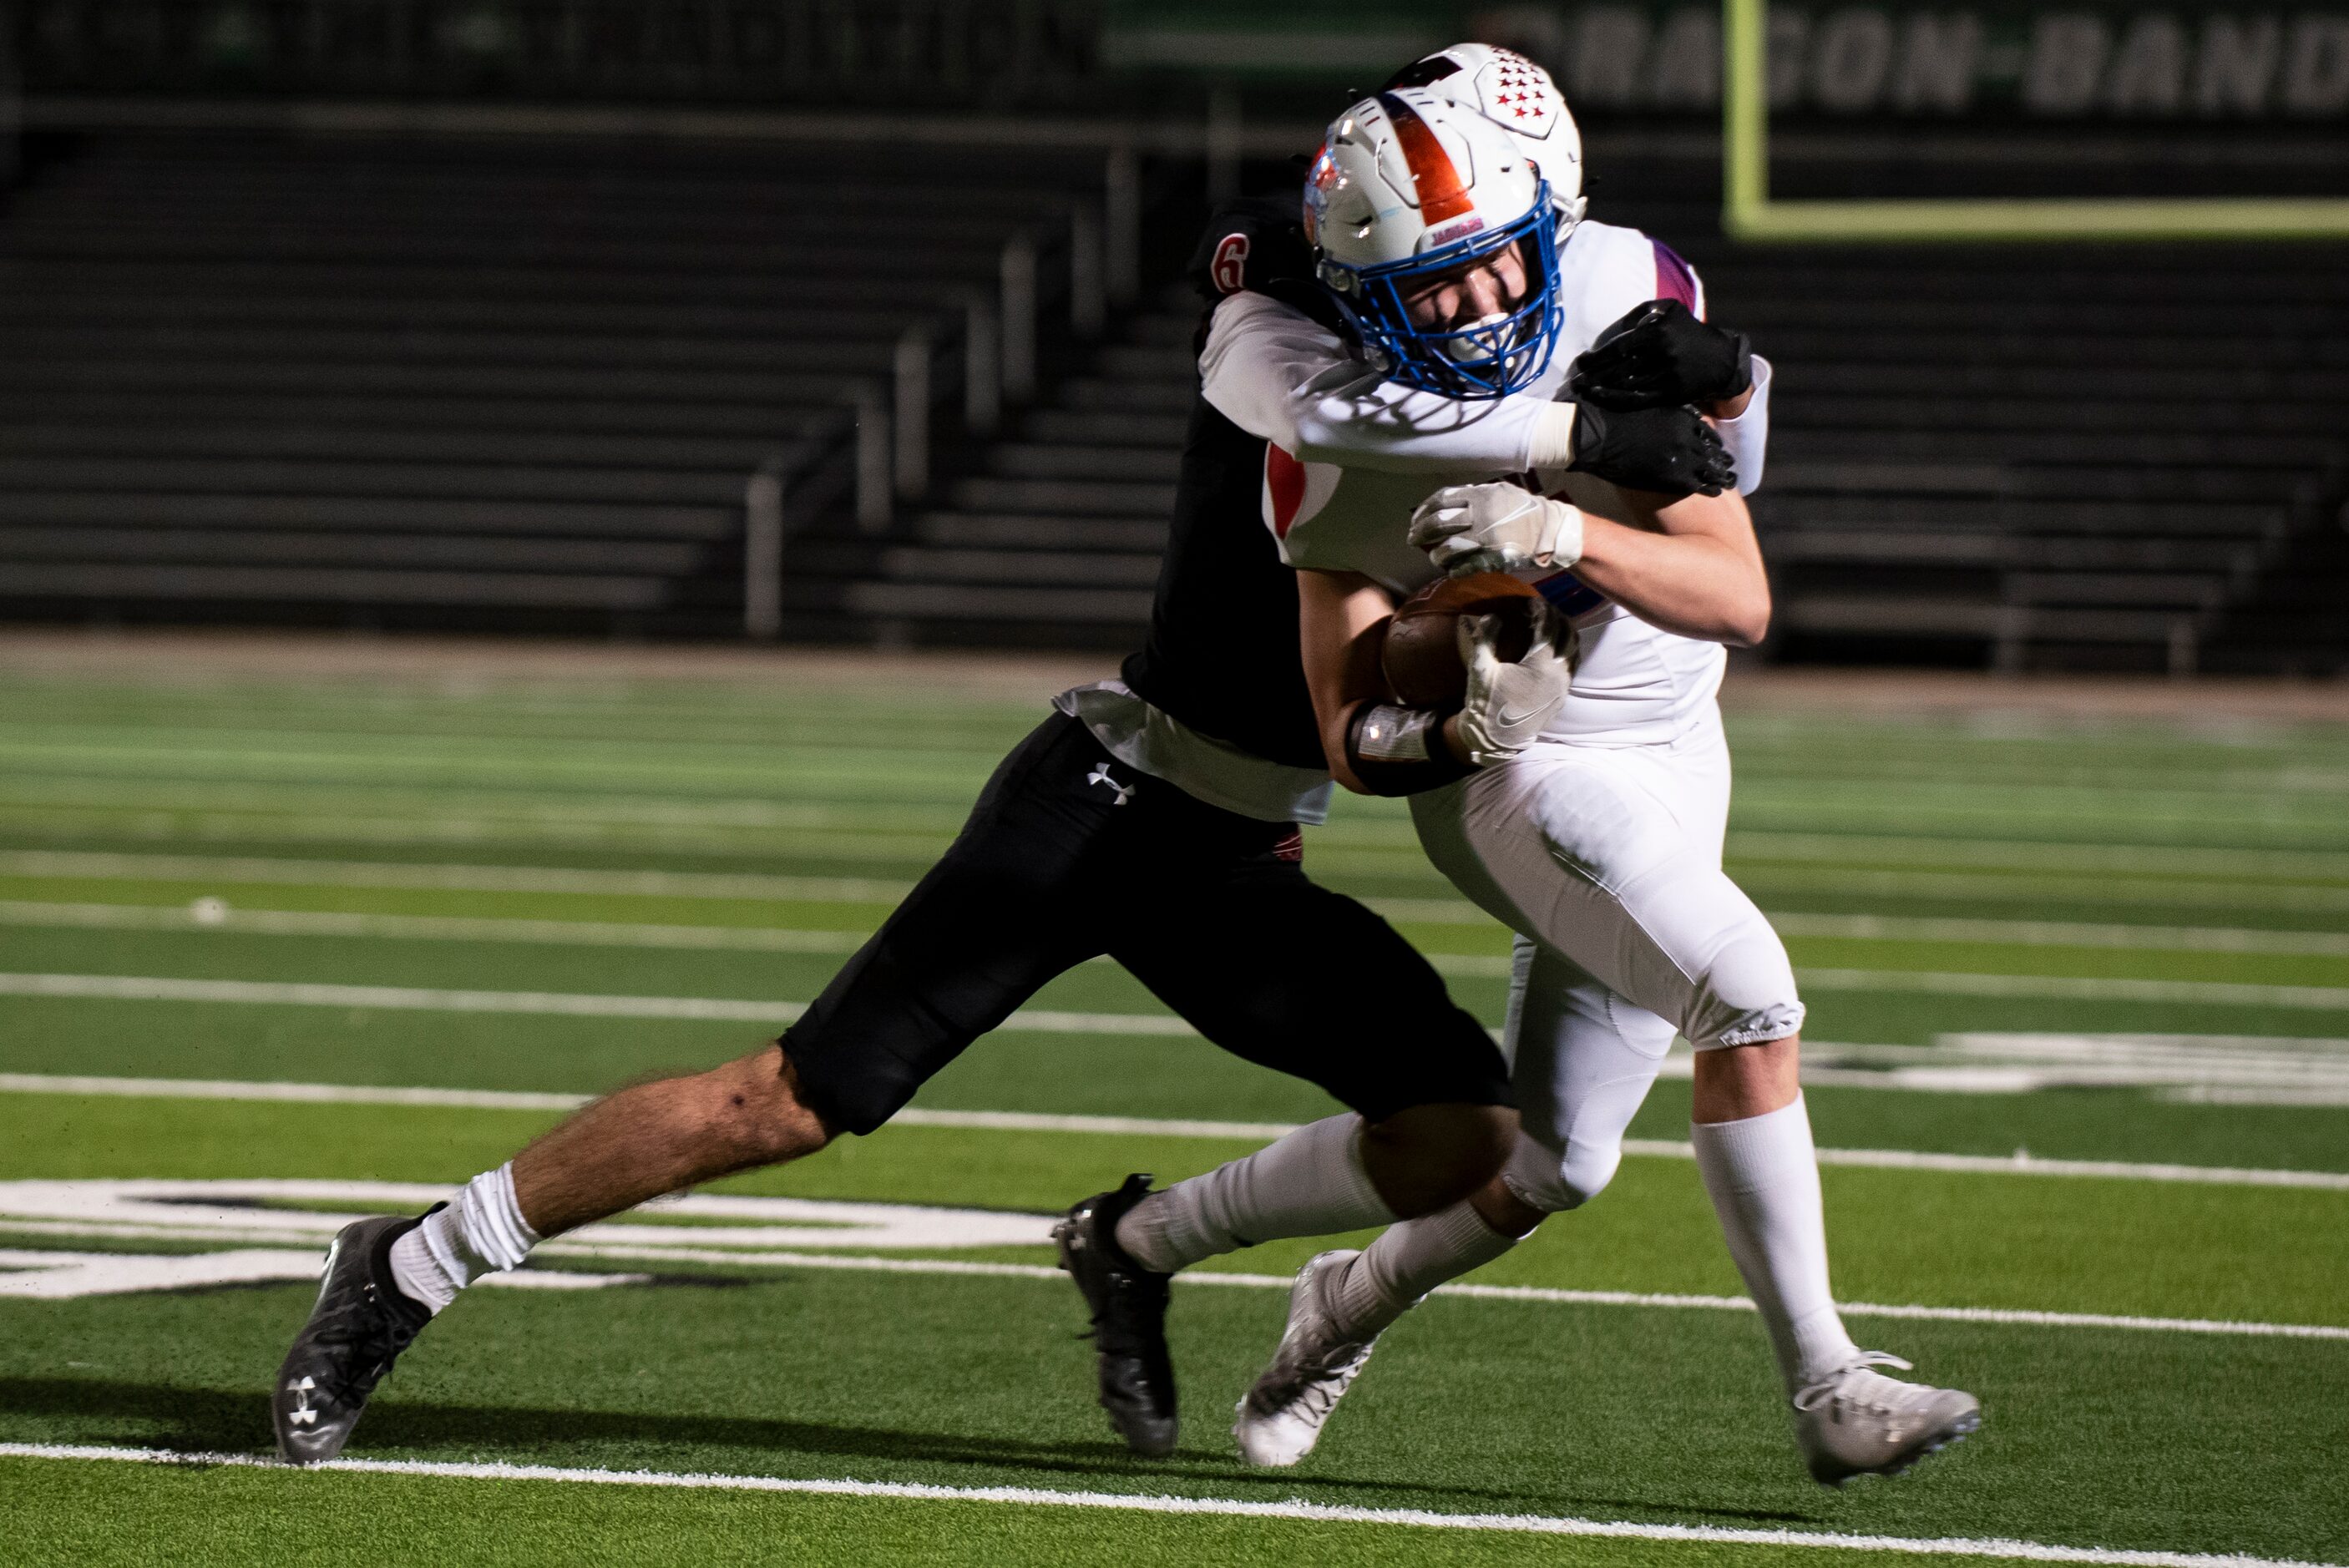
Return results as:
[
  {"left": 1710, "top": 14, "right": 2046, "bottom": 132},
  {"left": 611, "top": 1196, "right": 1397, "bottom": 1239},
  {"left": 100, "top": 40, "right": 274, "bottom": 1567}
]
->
[
  {"left": 1113, "top": 1115, "right": 1395, "bottom": 1274},
  {"left": 1691, "top": 1095, "right": 1860, "bottom": 1394},
  {"left": 1330, "top": 1196, "right": 1523, "bottom": 1340},
  {"left": 387, "top": 1163, "right": 540, "bottom": 1315}
]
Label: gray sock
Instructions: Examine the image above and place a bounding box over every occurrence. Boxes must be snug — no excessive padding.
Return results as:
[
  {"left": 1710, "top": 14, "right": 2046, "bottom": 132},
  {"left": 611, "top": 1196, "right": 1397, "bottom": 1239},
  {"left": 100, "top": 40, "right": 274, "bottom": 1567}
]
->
[{"left": 1114, "top": 1115, "right": 1394, "bottom": 1274}]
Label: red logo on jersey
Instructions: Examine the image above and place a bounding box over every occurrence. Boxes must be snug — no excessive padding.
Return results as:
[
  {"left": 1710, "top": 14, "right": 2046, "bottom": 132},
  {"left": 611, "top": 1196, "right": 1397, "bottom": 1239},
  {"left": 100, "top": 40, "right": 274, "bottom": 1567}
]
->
[
  {"left": 1272, "top": 829, "right": 1304, "bottom": 862},
  {"left": 1266, "top": 443, "right": 1307, "bottom": 537},
  {"left": 1210, "top": 232, "right": 1250, "bottom": 295}
]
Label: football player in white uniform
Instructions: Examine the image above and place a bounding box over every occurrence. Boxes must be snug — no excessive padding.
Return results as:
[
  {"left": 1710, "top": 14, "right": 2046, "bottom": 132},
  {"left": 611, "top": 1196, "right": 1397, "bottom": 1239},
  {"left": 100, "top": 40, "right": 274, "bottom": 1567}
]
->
[{"left": 1083, "top": 48, "right": 1980, "bottom": 1487}]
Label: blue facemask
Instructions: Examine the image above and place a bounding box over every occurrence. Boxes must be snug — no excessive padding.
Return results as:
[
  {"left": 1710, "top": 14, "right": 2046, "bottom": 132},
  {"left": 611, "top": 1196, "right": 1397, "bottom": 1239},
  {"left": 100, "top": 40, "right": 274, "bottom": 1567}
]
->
[{"left": 1318, "top": 184, "right": 1564, "bottom": 401}]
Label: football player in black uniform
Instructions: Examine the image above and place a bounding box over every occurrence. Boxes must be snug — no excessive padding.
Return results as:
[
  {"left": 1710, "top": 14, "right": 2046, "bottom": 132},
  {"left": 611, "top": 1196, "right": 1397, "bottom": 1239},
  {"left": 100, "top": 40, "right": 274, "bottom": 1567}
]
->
[{"left": 266, "top": 144, "right": 1727, "bottom": 1465}]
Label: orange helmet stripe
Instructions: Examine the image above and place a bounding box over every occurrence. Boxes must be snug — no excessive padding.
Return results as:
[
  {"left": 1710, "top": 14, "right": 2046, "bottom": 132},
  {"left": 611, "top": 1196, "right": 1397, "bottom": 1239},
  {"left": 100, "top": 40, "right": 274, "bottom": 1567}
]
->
[{"left": 1377, "top": 93, "right": 1474, "bottom": 225}]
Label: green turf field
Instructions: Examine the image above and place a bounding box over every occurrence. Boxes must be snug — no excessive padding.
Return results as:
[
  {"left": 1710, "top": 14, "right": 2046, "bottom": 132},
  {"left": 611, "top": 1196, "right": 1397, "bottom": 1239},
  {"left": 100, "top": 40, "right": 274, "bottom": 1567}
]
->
[{"left": 2, "top": 654, "right": 2345, "bottom": 1567}]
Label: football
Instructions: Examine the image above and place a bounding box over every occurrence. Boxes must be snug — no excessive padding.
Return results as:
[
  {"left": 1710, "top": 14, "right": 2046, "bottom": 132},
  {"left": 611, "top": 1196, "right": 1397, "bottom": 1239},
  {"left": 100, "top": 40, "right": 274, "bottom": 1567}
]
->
[{"left": 1380, "top": 571, "right": 1544, "bottom": 707}]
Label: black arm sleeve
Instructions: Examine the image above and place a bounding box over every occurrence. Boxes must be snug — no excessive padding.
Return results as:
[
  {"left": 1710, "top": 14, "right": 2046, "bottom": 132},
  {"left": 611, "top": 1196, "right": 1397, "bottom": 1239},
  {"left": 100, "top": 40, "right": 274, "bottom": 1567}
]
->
[{"left": 1344, "top": 703, "right": 1479, "bottom": 797}]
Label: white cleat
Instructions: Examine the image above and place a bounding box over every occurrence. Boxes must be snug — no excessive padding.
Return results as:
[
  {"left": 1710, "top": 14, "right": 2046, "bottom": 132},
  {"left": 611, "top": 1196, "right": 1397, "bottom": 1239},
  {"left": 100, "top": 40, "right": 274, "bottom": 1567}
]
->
[
  {"left": 1233, "top": 1251, "right": 1380, "bottom": 1468},
  {"left": 1793, "top": 1352, "right": 1982, "bottom": 1487}
]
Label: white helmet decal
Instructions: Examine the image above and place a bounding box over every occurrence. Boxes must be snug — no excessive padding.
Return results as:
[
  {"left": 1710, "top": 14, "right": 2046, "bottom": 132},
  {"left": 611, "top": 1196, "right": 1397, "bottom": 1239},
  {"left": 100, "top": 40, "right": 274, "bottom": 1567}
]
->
[
  {"left": 1307, "top": 88, "right": 1543, "bottom": 271},
  {"left": 1385, "top": 43, "right": 1587, "bottom": 227},
  {"left": 1471, "top": 48, "right": 1563, "bottom": 136}
]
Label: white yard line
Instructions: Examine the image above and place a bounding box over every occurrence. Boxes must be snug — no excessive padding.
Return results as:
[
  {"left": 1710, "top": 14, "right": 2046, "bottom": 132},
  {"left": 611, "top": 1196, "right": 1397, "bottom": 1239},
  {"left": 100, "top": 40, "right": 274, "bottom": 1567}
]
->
[
  {"left": 0, "top": 900, "right": 871, "bottom": 954},
  {"left": 0, "top": 900, "right": 1486, "bottom": 975},
  {"left": 8, "top": 898, "right": 2349, "bottom": 971},
  {"left": 15, "top": 836, "right": 2349, "bottom": 888},
  {"left": 0, "top": 1247, "right": 645, "bottom": 1298},
  {"left": 8, "top": 962, "right": 2347, "bottom": 1034},
  {"left": 1793, "top": 969, "right": 2349, "bottom": 1011},
  {"left": 23, "top": 849, "right": 2349, "bottom": 948},
  {"left": 0, "top": 1225, "right": 2338, "bottom": 1339},
  {"left": 1698, "top": 1142, "right": 2349, "bottom": 1191},
  {"left": 0, "top": 1073, "right": 594, "bottom": 1111},
  {"left": 0, "top": 974, "right": 1200, "bottom": 1036},
  {"left": 13, "top": 900, "right": 2349, "bottom": 1004},
  {"left": 0, "top": 850, "right": 913, "bottom": 904},
  {"left": 1729, "top": 832, "right": 2349, "bottom": 881},
  {"left": 3, "top": 1073, "right": 2345, "bottom": 1191},
  {"left": 1738, "top": 869, "right": 2349, "bottom": 916},
  {"left": 1765, "top": 913, "right": 2349, "bottom": 959},
  {"left": 1773, "top": 1035, "right": 2349, "bottom": 1105},
  {"left": 0, "top": 1443, "right": 2335, "bottom": 1567}
]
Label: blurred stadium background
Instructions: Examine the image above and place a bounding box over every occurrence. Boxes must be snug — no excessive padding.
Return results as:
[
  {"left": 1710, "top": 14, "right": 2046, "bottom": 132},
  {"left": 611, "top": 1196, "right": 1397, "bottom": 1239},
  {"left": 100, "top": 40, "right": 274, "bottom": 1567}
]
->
[
  {"left": 6, "top": 9, "right": 2349, "bottom": 1562},
  {"left": 2, "top": 0, "right": 2346, "bottom": 676}
]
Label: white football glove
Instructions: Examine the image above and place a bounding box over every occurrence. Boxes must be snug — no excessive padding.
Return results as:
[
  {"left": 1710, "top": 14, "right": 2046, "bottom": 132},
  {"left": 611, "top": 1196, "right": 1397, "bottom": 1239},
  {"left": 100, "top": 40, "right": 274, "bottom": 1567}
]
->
[
  {"left": 1409, "top": 482, "right": 1584, "bottom": 574},
  {"left": 1451, "top": 613, "right": 1572, "bottom": 766}
]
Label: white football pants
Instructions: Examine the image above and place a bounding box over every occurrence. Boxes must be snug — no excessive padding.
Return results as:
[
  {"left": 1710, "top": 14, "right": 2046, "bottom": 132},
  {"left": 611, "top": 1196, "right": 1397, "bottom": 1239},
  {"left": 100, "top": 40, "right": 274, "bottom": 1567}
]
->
[{"left": 1410, "top": 709, "right": 1805, "bottom": 1214}]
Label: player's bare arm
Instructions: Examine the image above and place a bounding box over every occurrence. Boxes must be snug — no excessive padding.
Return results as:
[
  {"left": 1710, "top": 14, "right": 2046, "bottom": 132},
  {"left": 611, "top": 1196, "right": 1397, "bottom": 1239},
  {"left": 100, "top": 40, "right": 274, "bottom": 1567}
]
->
[
  {"left": 1298, "top": 567, "right": 1571, "bottom": 796},
  {"left": 1296, "top": 567, "right": 1413, "bottom": 795},
  {"left": 1571, "top": 487, "right": 1772, "bottom": 647},
  {"left": 1410, "top": 482, "right": 1770, "bottom": 647}
]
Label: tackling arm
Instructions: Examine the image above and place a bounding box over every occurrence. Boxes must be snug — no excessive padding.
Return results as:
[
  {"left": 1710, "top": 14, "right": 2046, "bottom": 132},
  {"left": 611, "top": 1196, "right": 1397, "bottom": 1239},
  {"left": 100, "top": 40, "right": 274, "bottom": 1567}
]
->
[
  {"left": 1203, "top": 291, "right": 1759, "bottom": 498},
  {"left": 1201, "top": 292, "right": 1577, "bottom": 475},
  {"left": 1297, "top": 569, "right": 1572, "bottom": 793},
  {"left": 1299, "top": 569, "right": 1417, "bottom": 796},
  {"left": 1298, "top": 569, "right": 1477, "bottom": 795},
  {"left": 1570, "top": 296, "right": 1771, "bottom": 495}
]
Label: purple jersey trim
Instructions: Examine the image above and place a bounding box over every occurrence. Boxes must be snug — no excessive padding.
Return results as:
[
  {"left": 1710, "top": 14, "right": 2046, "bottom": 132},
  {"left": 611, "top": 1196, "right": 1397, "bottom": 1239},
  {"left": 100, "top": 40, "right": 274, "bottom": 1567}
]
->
[
  {"left": 1653, "top": 240, "right": 1699, "bottom": 314},
  {"left": 1535, "top": 571, "right": 1607, "bottom": 617}
]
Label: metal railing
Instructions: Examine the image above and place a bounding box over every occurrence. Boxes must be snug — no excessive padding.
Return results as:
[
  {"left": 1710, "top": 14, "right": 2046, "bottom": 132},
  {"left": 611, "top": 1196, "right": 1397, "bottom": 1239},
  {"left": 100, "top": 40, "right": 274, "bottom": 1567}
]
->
[
  {"left": 741, "top": 402, "right": 867, "bottom": 642},
  {"left": 0, "top": 12, "right": 21, "bottom": 190},
  {"left": 742, "top": 458, "right": 789, "bottom": 641},
  {"left": 742, "top": 162, "right": 1126, "bottom": 640}
]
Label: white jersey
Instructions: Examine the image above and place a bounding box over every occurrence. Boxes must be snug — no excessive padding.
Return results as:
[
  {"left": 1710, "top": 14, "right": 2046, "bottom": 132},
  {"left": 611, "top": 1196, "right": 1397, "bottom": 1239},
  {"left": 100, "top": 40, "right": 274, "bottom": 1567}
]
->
[{"left": 1199, "top": 220, "right": 1757, "bottom": 746}]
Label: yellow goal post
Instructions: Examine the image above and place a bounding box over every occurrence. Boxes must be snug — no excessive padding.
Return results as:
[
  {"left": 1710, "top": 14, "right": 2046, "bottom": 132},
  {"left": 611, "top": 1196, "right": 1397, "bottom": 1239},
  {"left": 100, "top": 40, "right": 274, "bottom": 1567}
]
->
[{"left": 1720, "top": 0, "right": 2349, "bottom": 240}]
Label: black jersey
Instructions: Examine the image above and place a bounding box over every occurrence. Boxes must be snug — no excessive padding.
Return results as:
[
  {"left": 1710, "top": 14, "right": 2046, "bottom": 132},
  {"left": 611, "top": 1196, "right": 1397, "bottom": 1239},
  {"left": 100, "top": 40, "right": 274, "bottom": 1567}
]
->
[
  {"left": 1118, "top": 199, "right": 1341, "bottom": 774},
  {"left": 777, "top": 199, "right": 1512, "bottom": 1138}
]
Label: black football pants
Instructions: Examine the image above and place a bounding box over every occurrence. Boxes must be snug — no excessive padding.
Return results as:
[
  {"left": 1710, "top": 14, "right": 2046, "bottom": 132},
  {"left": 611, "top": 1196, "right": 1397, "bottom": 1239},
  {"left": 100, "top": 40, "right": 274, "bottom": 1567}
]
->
[{"left": 780, "top": 713, "right": 1510, "bottom": 1135}]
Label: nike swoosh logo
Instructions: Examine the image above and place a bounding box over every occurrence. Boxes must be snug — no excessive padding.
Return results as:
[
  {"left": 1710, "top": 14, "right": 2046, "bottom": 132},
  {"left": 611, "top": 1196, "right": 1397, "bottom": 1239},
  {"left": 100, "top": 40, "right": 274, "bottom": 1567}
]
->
[{"left": 1496, "top": 703, "right": 1547, "bottom": 727}]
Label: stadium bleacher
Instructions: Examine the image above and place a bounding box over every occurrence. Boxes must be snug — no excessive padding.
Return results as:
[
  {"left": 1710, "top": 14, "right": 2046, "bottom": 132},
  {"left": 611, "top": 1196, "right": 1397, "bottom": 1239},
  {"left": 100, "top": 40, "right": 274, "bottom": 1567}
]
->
[
  {"left": 1731, "top": 247, "right": 2349, "bottom": 675},
  {"left": 2, "top": 129, "right": 2345, "bottom": 671},
  {"left": 0, "top": 130, "right": 1123, "bottom": 635},
  {"left": 839, "top": 172, "right": 2349, "bottom": 675},
  {"left": 819, "top": 286, "right": 1191, "bottom": 643}
]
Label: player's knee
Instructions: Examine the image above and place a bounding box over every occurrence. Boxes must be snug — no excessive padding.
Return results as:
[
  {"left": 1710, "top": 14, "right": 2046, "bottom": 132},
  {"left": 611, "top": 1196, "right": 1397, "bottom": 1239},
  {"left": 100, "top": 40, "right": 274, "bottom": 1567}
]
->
[
  {"left": 701, "top": 1046, "right": 834, "bottom": 1167},
  {"left": 1500, "top": 1128, "right": 1622, "bottom": 1213},
  {"left": 1684, "top": 926, "right": 1805, "bottom": 1050},
  {"left": 1359, "top": 1101, "right": 1517, "bottom": 1218},
  {"left": 1556, "top": 1139, "right": 1626, "bottom": 1207}
]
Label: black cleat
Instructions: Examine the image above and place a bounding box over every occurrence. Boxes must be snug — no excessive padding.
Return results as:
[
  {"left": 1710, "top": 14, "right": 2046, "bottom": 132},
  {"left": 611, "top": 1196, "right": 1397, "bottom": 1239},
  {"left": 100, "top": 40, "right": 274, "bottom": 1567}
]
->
[
  {"left": 1053, "top": 1174, "right": 1177, "bottom": 1456},
  {"left": 271, "top": 1209, "right": 437, "bottom": 1464}
]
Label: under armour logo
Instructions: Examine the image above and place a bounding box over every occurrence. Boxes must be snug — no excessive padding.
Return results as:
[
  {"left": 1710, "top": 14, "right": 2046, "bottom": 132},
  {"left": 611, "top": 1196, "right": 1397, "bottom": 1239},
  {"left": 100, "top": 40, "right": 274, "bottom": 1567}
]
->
[
  {"left": 1087, "top": 763, "right": 1134, "bottom": 806},
  {"left": 286, "top": 1374, "right": 320, "bottom": 1427}
]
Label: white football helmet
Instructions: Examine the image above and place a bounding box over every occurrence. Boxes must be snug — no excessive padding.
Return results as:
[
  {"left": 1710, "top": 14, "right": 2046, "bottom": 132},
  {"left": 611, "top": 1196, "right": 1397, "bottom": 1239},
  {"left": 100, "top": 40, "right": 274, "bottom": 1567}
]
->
[
  {"left": 1304, "top": 86, "right": 1564, "bottom": 398},
  {"left": 1385, "top": 43, "right": 1587, "bottom": 230}
]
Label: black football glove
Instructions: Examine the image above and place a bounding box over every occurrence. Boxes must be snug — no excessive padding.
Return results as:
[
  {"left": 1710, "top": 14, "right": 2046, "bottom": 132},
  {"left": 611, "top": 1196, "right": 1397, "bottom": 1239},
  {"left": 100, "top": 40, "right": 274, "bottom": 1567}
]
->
[
  {"left": 1567, "top": 402, "right": 1734, "bottom": 497},
  {"left": 1568, "top": 299, "right": 1754, "bottom": 410}
]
